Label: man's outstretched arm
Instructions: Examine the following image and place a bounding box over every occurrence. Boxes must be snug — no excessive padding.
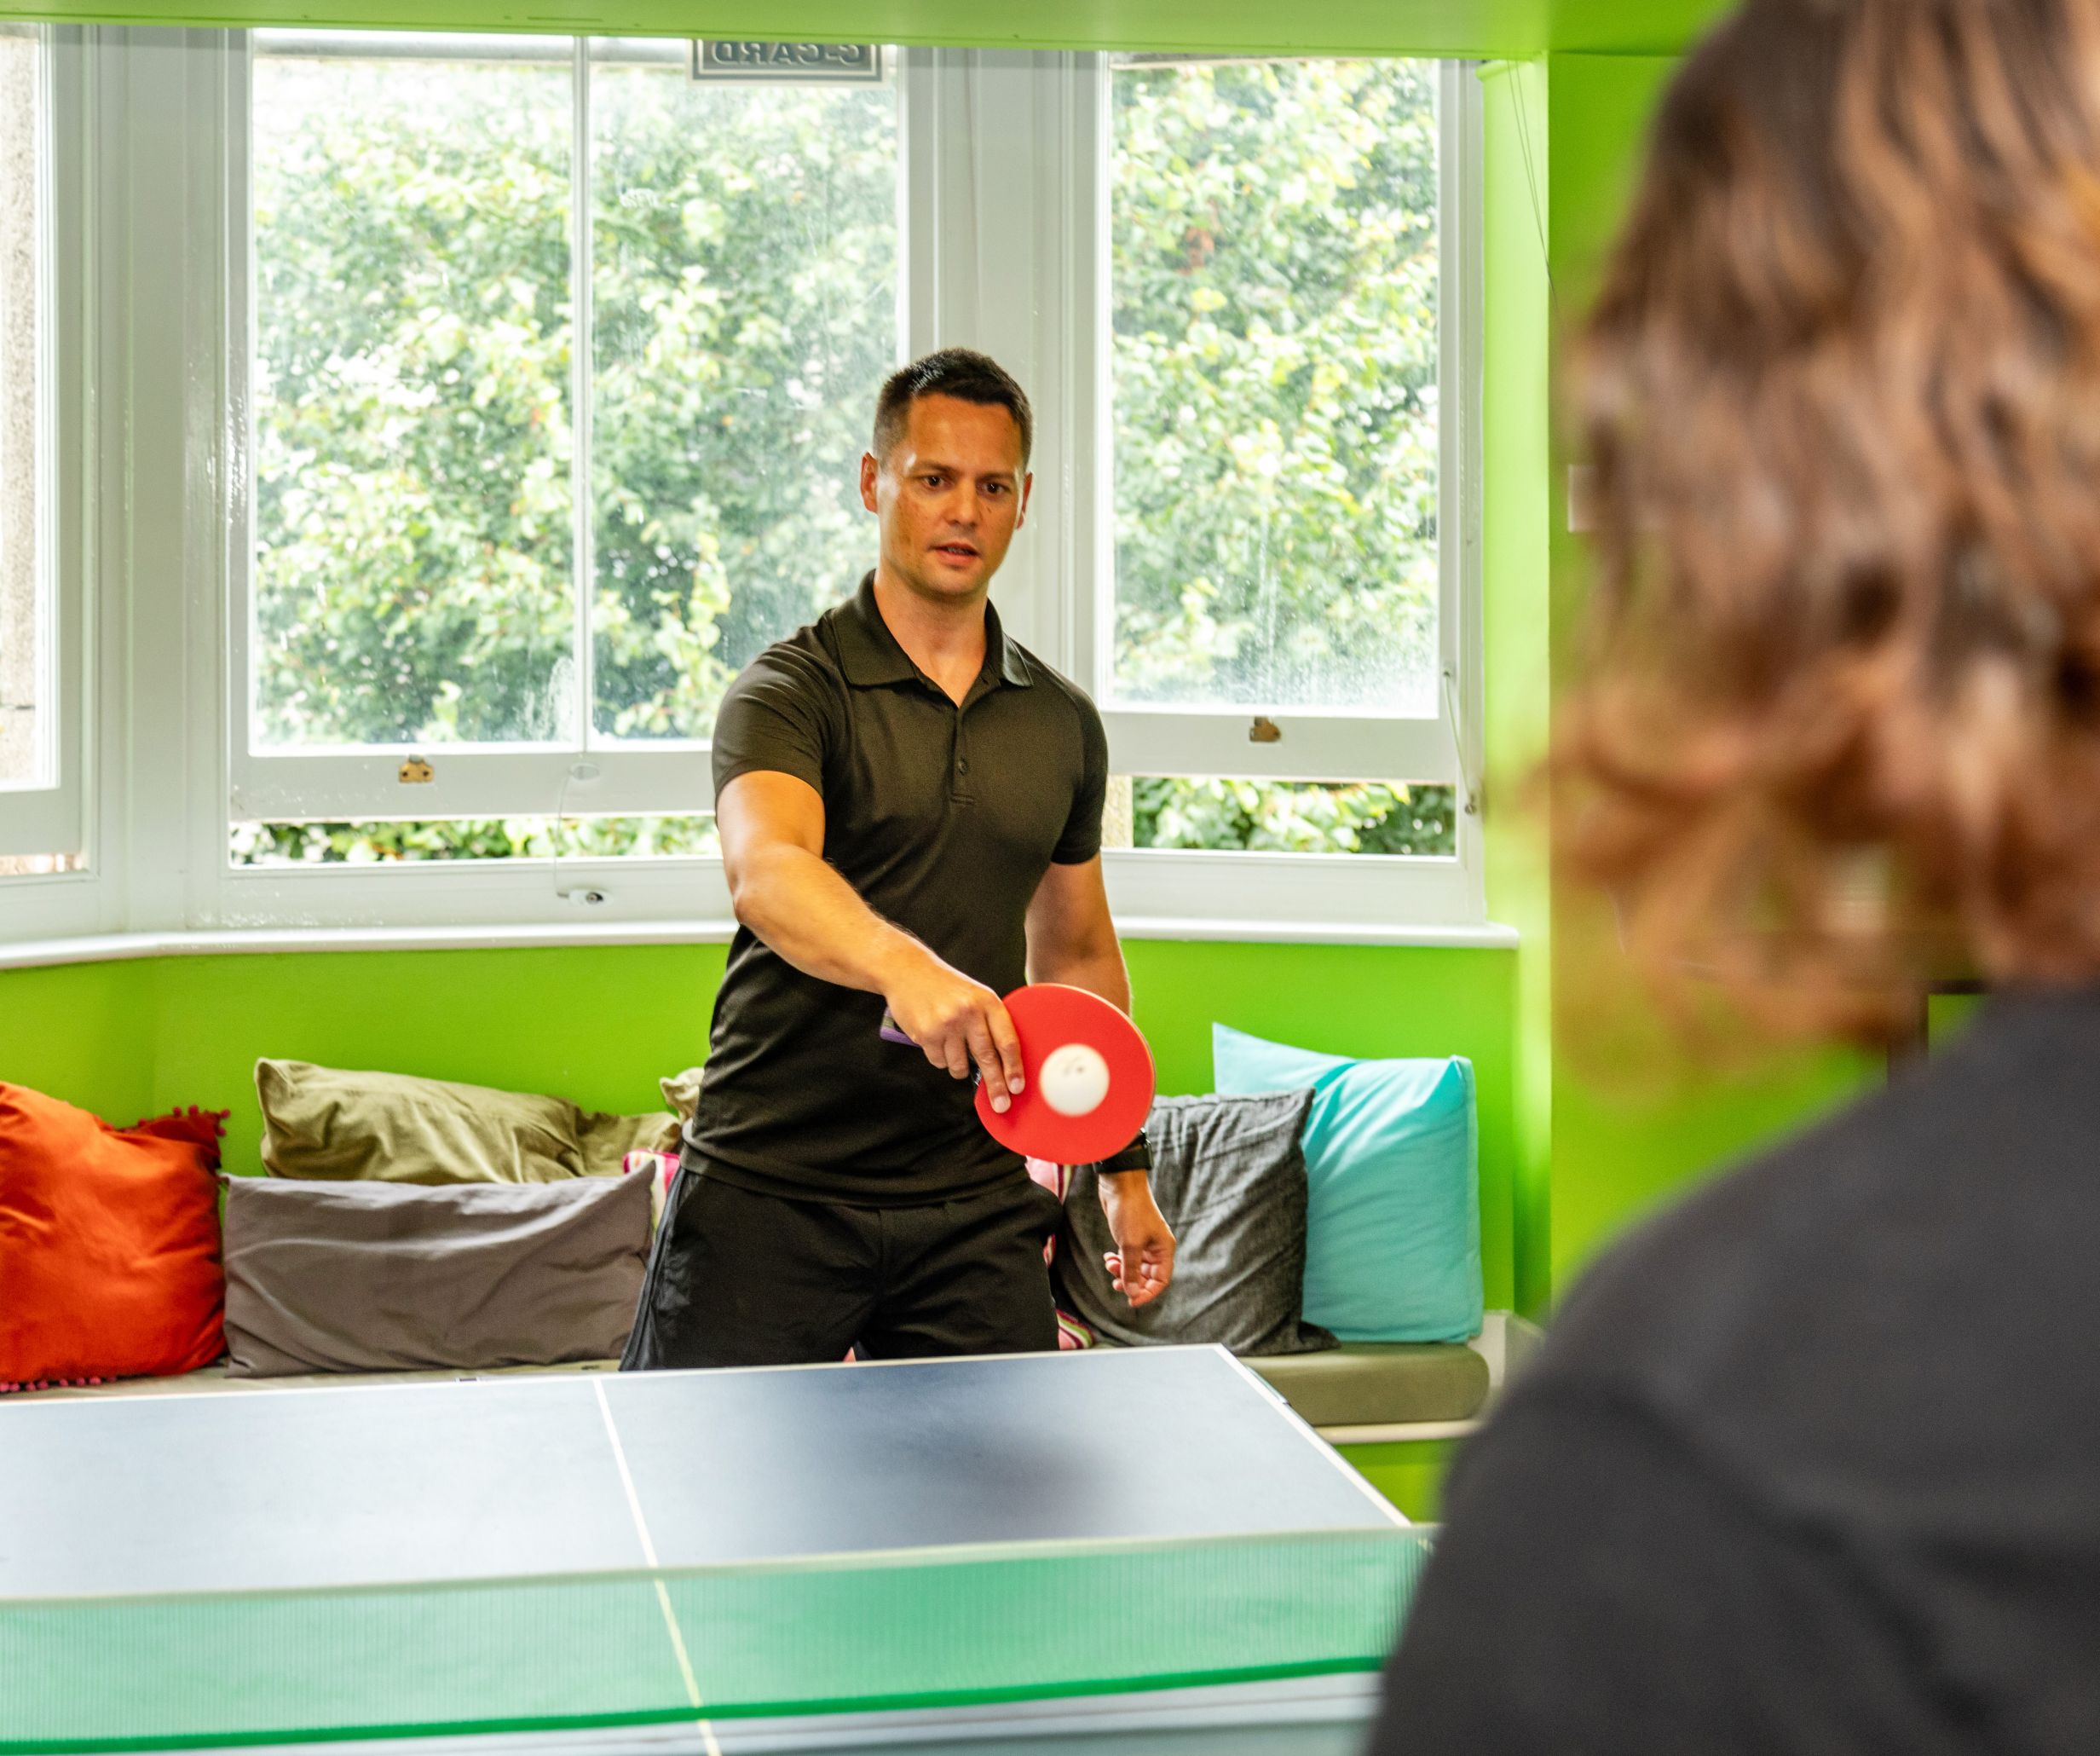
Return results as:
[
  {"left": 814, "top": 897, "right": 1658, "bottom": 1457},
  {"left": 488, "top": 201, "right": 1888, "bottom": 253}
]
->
[{"left": 717, "top": 768, "right": 1024, "bottom": 1111}]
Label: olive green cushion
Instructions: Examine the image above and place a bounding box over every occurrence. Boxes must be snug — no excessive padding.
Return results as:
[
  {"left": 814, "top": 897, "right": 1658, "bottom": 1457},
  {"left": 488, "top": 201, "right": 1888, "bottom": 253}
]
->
[
  {"left": 1244, "top": 1342, "right": 1490, "bottom": 1428},
  {"left": 256, "top": 1060, "right": 678, "bottom": 1186}
]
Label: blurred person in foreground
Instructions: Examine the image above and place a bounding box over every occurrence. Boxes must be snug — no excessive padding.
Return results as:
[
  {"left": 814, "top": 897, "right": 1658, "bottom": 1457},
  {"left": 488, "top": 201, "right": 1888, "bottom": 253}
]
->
[{"left": 1373, "top": 1, "right": 2100, "bottom": 1748}]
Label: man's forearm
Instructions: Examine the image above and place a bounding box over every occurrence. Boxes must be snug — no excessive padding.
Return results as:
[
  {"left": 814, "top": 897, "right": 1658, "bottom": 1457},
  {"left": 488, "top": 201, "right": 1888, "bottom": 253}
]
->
[
  {"left": 731, "top": 843, "right": 930, "bottom": 996},
  {"left": 1026, "top": 939, "right": 1131, "bottom": 1014}
]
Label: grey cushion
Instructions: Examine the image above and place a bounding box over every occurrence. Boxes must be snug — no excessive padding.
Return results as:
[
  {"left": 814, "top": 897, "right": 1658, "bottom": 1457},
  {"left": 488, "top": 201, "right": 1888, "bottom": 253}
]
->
[
  {"left": 222, "top": 1173, "right": 651, "bottom": 1378},
  {"left": 1246, "top": 1343, "right": 1490, "bottom": 1428},
  {"left": 1055, "top": 1089, "right": 1334, "bottom": 1356}
]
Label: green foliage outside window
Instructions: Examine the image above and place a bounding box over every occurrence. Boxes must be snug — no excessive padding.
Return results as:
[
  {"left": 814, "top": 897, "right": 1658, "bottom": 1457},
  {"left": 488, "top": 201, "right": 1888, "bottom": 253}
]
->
[
  {"left": 228, "top": 779, "right": 1451, "bottom": 866},
  {"left": 1130, "top": 778, "right": 1455, "bottom": 857},
  {"left": 230, "top": 815, "right": 719, "bottom": 864},
  {"left": 587, "top": 64, "right": 898, "bottom": 738},
  {"left": 251, "top": 49, "right": 896, "bottom": 748},
  {"left": 1111, "top": 58, "right": 1439, "bottom": 714},
  {"left": 251, "top": 54, "right": 579, "bottom": 746}
]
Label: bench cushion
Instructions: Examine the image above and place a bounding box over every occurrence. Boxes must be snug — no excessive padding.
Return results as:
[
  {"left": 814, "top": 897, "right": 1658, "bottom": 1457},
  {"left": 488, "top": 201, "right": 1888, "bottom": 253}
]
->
[
  {"left": 1245, "top": 1342, "right": 1489, "bottom": 1428},
  {"left": 255, "top": 1060, "right": 678, "bottom": 1186},
  {"left": 1055, "top": 1089, "right": 1331, "bottom": 1356},
  {"left": 0, "top": 1087, "right": 227, "bottom": 1390},
  {"left": 1213, "top": 1027, "right": 1482, "bottom": 1344},
  {"left": 222, "top": 1174, "right": 649, "bottom": 1376}
]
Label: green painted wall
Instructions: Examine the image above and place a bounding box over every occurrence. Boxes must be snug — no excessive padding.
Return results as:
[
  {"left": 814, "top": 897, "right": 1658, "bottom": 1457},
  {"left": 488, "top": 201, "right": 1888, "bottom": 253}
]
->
[
  {"left": 1338, "top": 1439, "right": 1458, "bottom": 1522},
  {"left": 0, "top": 937, "right": 1521, "bottom": 1309},
  {"left": 0, "top": 0, "right": 1732, "bottom": 57},
  {"left": 0, "top": 959, "right": 158, "bottom": 1131},
  {"left": 1480, "top": 57, "right": 1553, "bottom": 1319},
  {"left": 1927, "top": 991, "right": 1984, "bottom": 1045}
]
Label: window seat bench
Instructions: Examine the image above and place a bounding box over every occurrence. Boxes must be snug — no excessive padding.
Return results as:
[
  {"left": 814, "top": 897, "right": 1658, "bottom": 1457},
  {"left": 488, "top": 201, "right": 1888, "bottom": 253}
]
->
[{"left": 6, "top": 1315, "right": 1536, "bottom": 1444}]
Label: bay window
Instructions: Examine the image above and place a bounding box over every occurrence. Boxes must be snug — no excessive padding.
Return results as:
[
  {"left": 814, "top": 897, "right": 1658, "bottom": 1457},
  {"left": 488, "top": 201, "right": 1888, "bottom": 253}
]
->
[{"left": 0, "top": 30, "right": 1484, "bottom": 944}]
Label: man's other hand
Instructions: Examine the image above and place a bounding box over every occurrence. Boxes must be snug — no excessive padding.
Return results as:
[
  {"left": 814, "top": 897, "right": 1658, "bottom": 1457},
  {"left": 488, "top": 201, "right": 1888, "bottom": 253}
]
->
[
  {"left": 882, "top": 951, "right": 1026, "bottom": 1112},
  {"left": 1098, "top": 1171, "right": 1175, "bottom": 1308}
]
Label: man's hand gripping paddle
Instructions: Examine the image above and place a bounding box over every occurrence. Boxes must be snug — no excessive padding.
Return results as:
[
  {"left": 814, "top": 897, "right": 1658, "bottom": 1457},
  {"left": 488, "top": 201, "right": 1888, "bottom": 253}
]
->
[
  {"left": 880, "top": 982, "right": 1154, "bottom": 1164},
  {"left": 983, "top": 985, "right": 1170, "bottom": 1308},
  {"left": 880, "top": 984, "right": 1170, "bottom": 1305},
  {"left": 972, "top": 984, "right": 1155, "bottom": 1165}
]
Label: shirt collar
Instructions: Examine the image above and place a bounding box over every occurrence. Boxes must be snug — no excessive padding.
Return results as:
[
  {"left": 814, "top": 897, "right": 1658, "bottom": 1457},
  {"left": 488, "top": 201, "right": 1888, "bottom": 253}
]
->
[{"left": 833, "top": 570, "right": 1034, "bottom": 690}]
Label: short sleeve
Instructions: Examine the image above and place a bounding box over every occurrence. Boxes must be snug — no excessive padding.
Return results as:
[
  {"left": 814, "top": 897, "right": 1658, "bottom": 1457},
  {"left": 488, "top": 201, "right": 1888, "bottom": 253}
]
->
[
  {"left": 1051, "top": 692, "right": 1110, "bottom": 865},
  {"left": 710, "top": 644, "right": 841, "bottom": 800}
]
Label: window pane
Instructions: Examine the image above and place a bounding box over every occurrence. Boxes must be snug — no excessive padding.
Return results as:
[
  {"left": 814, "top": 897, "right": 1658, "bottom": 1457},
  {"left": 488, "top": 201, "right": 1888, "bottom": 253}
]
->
[
  {"left": 251, "top": 37, "right": 574, "bottom": 748},
  {"left": 1110, "top": 58, "right": 1439, "bottom": 714},
  {"left": 0, "top": 26, "right": 46, "bottom": 790},
  {"left": 229, "top": 813, "right": 718, "bottom": 865},
  {"left": 1106, "top": 775, "right": 1455, "bottom": 856},
  {"left": 589, "top": 51, "right": 898, "bottom": 739}
]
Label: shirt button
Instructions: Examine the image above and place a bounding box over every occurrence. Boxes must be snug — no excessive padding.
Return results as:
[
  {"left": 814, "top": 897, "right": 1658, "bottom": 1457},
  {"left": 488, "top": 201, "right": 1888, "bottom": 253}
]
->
[{"left": 956, "top": 758, "right": 969, "bottom": 775}]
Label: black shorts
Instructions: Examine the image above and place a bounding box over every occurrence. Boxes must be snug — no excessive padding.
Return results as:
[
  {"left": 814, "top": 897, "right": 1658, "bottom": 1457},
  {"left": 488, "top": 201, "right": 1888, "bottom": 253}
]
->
[{"left": 620, "top": 1156, "right": 1063, "bottom": 1370}]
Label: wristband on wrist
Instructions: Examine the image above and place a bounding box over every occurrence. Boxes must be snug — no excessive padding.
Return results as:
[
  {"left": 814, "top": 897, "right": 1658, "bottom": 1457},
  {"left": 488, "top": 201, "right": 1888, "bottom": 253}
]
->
[{"left": 1093, "top": 1129, "right": 1152, "bottom": 1176}]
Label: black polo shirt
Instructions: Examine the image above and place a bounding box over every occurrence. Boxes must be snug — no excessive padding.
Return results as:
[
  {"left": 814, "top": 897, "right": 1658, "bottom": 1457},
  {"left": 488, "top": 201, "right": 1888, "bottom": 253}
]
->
[{"left": 688, "top": 571, "right": 1110, "bottom": 1204}]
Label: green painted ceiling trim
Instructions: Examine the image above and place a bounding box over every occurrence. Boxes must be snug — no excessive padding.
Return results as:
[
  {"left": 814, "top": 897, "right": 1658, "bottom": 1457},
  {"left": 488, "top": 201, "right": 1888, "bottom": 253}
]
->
[{"left": 0, "top": 0, "right": 1730, "bottom": 57}]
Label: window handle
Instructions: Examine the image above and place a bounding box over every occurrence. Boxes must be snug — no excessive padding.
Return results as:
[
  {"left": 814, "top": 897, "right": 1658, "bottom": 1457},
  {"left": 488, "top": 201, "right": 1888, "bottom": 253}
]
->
[{"left": 1248, "top": 716, "right": 1282, "bottom": 744}]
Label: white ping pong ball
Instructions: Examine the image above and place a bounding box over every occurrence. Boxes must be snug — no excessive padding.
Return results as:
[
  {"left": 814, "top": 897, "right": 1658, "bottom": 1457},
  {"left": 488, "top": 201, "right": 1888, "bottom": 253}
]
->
[{"left": 1038, "top": 1042, "right": 1111, "bottom": 1117}]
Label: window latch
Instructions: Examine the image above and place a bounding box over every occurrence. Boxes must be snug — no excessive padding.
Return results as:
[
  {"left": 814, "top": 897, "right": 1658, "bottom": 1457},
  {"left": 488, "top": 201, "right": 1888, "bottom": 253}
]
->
[{"left": 1248, "top": 715, "right": 1282, "bottom": 744}]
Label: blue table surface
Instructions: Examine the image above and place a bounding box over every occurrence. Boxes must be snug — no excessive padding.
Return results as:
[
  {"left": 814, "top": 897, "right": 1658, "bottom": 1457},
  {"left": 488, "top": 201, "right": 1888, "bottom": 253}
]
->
[{"left": 0, "top": 1344, "right": 1404, "bottom": 1600}]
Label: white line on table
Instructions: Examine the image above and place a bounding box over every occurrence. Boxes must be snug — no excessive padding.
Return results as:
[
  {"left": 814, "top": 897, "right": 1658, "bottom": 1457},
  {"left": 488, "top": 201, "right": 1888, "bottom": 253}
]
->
[{"left": 593, "top": 1378, "right": 721, "bottom": 1756}]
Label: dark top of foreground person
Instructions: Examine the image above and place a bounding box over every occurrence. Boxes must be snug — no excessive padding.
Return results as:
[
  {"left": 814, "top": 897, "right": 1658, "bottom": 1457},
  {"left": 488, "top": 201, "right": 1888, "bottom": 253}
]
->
[
  {"left": 690, "top": 572, "right": 1108, "bottom": 1204},
  {"left": 1371, "top": 985, "right": 2100, "bottom": 1753}
]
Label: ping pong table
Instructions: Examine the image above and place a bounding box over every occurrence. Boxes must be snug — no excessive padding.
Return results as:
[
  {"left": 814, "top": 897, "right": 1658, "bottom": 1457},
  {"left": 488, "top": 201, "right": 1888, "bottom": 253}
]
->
[{"left": 1, "top": 1345, "right": 1430, "bottom": 1754}]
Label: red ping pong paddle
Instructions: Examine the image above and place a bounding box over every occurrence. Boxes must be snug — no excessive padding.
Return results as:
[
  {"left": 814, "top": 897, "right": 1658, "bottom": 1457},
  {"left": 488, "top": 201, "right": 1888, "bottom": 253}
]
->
[{"left": 973, "top": 983, "right": 1155, "bottom": 1165}]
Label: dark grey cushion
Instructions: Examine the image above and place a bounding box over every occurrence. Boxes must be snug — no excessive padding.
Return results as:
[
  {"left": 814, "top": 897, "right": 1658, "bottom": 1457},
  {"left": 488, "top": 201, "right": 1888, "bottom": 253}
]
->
[
  {"left": 1054, "top": 1089, "right": 1334, "bottom": 1356},
  {"left": 222, "top": 1173, "right": 651, "bottom": 1378}
]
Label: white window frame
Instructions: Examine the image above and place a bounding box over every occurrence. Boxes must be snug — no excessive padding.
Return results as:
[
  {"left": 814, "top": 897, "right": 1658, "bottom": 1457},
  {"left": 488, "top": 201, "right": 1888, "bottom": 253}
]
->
[
  {"left": 214, "top": 29, "right": 921, "bottom": 927},
  {"left": 225, "top": 33, "right": 858, "bottom": 827},
  {"left": 4, "top": 32, "right": 1487, "bottom": 949},
  {"left": 823, "top": 49, "right": 1484, "bottom": 934},
  {"left": 1076, "top": 55, "right": 1484, "bottom": 927},
  {"left": 0, "top": 26, "right": 91, "bottom": 875}
]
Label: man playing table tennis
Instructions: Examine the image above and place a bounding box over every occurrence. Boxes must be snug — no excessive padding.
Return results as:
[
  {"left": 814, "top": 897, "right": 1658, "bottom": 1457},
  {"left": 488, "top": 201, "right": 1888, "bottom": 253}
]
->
[{"left": 622, "top": 349, "right": 1175, "bottom": 1371}]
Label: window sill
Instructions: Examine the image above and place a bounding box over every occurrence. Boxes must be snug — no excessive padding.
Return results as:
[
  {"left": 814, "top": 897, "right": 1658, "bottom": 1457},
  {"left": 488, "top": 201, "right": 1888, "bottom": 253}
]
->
[
  {"left": 1115, "top": 917, "right": 1516, "bottom": 949},
  {"left": 0, "top": 916, "right": 1519, "bottom": 973}
]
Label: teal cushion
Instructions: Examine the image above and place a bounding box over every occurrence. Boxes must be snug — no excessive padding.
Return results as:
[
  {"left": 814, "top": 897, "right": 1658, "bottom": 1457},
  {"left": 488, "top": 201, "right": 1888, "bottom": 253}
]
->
[{"left": 1212, "top": 1025, "right": 1482, "bottom": 1343}]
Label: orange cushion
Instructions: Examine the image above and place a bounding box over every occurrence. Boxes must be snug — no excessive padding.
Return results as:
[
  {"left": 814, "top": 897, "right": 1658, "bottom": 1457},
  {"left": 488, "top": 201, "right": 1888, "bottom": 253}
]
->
[{"left": 0, "top": 1085, "right": 227, "bottom": 1385}]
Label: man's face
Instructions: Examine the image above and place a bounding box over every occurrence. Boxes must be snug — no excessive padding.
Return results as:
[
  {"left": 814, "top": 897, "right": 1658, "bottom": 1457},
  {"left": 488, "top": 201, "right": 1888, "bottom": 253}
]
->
[{"left": 861, "top": 394, "right": 1032, "bottom": 605}]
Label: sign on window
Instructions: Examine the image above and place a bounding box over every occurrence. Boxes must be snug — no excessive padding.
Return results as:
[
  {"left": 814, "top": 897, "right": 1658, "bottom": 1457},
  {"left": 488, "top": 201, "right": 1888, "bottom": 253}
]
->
[{"left": 689, "top": 42, "right": 883, "bottom": 84}]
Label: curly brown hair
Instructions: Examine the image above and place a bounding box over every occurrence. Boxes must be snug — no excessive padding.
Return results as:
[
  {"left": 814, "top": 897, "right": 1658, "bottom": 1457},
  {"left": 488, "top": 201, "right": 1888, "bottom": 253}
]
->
[{"left": 1563, "top": 0, "right": 2100, "bottom": 1041}]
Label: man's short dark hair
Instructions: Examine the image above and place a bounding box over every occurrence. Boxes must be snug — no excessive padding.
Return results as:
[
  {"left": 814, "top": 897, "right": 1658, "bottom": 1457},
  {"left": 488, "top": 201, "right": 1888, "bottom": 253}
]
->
[{"left": 872, "top": 349, "right": 1033, "bottom": 468}]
